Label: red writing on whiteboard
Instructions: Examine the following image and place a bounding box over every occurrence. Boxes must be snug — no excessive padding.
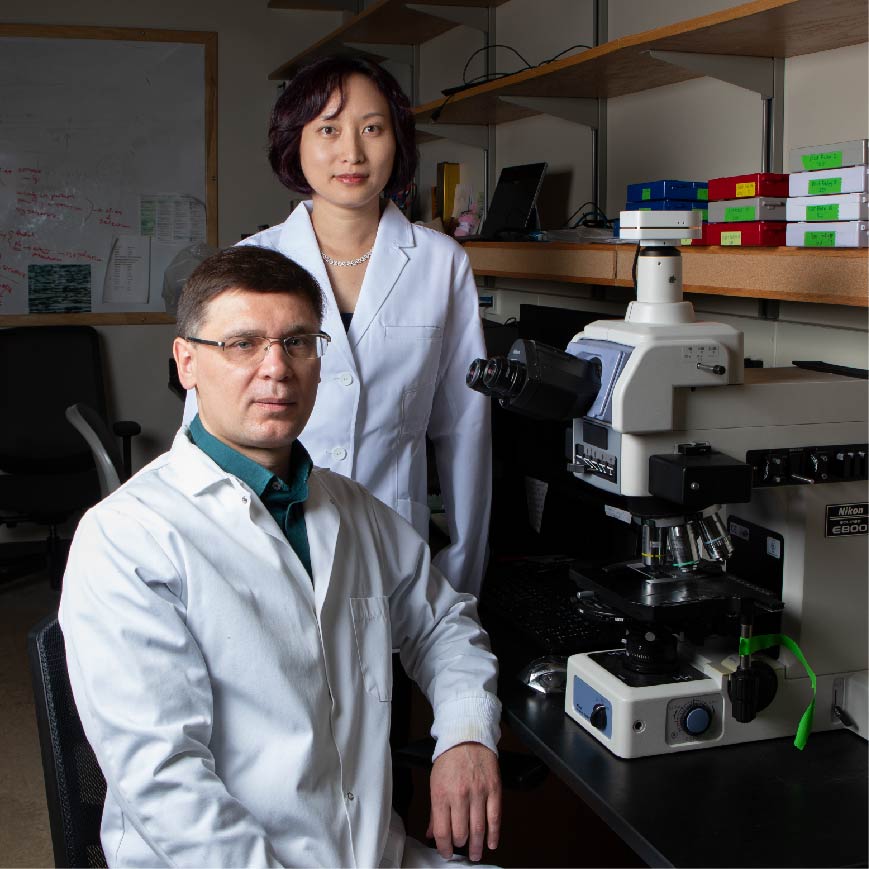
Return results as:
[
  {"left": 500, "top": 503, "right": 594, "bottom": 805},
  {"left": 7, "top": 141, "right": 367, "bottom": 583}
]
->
[
  {"left": 17, "top": 167, "right": 42, "bottom": 184},
  {"left": 16, "top": 207, "right": 60, "bottom": 220},
  {"left": 1, "top": 264, "right": 27, "bottom": 279},
  {"left": 98, "top": 217, "right": 131, "bottom": 229}
]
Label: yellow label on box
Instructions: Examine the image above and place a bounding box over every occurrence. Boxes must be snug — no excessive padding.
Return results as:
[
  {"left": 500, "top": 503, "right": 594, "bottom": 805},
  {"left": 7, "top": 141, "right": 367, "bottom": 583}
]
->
[
  {"left": 721, "top": 231, "right": 742, "bottom": 245},
  {"left": 735, "top": 182, "right": 756, "bottom": 197}
]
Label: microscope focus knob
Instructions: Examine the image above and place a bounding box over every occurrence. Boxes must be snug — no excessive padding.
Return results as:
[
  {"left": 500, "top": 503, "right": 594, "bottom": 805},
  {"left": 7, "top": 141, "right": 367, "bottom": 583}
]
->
[
  {"left": 589, "top": 704, "right": 608, "bottom": 731},
  {"left": 681, "top": 704, "right": 712, "bottom": 736}
]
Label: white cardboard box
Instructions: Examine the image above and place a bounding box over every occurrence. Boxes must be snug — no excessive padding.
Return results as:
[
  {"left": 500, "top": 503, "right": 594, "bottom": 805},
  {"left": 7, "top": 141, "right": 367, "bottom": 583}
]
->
[
  {"left": 789, "top": 139, "right": 869, "bottom": 173},
  {"left": 786, "top": 220, "right": 868, "bottom": 248},
  {"left": 788, "top": 165, "right": 868, "bottom": 197},
  {"left": 786, "top": 193, "right": 869, "bottom": 222}
]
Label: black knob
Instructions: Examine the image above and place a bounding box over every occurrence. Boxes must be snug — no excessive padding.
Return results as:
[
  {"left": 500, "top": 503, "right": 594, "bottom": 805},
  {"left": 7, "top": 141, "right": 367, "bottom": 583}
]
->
[{"left": 589, "top": 703, "right": 608, "bottom": 731}]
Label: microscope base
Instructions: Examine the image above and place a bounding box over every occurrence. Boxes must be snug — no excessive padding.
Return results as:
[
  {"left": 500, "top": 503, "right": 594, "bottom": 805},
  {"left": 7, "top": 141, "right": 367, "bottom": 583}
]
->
[{"left": 565, "top": 647, "right": 864, "bottom": 758}]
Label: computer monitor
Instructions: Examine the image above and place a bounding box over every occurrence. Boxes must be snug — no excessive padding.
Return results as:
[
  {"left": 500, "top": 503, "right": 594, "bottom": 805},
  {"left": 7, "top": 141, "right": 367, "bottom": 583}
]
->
[{"left": 479, "top": 162, "right": 547, "bottom": 240}]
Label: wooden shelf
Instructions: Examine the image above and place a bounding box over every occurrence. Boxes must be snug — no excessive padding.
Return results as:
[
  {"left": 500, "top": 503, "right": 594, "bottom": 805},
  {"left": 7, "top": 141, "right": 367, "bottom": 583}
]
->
[
  {"left": 269, "top": 0, "right": 509, "bottom": 80},
  {"left": 464, "top": 242, "right": 869, "bottom": 307},
  {"left": 414, "top": 0, "right": 868, "bottom": 126}
]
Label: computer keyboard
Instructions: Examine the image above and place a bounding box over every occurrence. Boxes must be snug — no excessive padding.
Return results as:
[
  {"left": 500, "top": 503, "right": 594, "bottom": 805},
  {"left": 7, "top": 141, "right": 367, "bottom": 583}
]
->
[{"left": 481, "top": 557, "right": 625, "bottom": 657}]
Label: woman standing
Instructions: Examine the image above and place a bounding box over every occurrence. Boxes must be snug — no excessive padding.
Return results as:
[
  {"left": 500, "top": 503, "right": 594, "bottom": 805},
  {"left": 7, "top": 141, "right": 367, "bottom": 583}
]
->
[{"left": 183, "top": 56, "right": 490, "bottom": 597}]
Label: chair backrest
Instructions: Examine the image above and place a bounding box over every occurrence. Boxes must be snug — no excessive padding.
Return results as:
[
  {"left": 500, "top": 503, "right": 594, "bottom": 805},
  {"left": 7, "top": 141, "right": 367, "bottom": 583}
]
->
[
  {"left": 27, "top": 616, "right": 107, "bottom": 869},
  {"left": 0, "top": 326, "right": 107, "bottom": 475},
  {"left": 65, "top": 404, "right": 124, "bottom": 498}
]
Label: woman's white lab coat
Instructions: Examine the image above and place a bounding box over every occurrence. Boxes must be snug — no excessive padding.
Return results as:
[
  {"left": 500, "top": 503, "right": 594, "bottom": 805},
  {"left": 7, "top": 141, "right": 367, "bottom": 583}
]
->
[
  {"left": 182, "top": 201, "right": 492, "bottom": 595},
  {"left": 59, "top": 431, "right": 501, "bottom": 868}
]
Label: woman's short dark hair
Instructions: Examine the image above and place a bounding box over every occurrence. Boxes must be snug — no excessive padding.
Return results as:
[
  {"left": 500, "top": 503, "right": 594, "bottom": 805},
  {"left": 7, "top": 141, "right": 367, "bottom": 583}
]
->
[
  {"left": 176, "top": 246, "right": 325, "bottom": 338},
  {"left": 268, "top": 55, "right": 417, "bottom": 196}
]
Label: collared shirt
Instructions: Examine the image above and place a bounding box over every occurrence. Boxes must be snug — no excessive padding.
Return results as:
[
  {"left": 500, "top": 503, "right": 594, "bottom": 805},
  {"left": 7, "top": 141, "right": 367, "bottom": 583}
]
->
[{"left": 188, "top": 414, "right": 313, "bottom": 578}]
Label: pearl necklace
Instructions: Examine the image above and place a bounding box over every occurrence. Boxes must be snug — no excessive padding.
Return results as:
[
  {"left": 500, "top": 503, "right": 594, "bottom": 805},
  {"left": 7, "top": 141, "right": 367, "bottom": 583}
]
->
[{"left": 321, "top": 247, "right": 373, "bottom": 268}]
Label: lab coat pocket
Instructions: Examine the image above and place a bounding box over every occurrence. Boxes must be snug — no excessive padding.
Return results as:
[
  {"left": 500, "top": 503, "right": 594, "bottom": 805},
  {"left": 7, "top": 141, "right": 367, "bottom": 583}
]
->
[
  {"left": 384, "top": 325, "right": 442, "bottom": 435},
  {"left": 349, "top": 596, "right": 393, "bottom": 701}
]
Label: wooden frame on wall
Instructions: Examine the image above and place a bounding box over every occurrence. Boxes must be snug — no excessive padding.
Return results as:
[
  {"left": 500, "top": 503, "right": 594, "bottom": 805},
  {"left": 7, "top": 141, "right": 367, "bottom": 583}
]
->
[{"left": 0, "top": 24, "right": 217, "bottom": 325}]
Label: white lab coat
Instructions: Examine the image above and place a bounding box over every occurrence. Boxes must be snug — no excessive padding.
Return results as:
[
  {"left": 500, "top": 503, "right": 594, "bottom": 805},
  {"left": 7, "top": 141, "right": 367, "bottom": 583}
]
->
[
  {"left": 182, "top": 201, "right": 492, "bottom": 596},
  {"left": 59, "top": 431, "right": 501, "bottom": 868}
]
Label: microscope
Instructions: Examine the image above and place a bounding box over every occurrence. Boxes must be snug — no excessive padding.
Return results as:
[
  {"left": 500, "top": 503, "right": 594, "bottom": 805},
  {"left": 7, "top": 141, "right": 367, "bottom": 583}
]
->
[{"left": 468, "top": 211, "right": 868, "bottom": 758}]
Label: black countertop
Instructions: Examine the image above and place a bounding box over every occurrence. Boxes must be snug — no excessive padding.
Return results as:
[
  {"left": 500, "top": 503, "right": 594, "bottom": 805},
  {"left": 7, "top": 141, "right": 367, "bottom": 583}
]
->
[{"left": 502, "top": 683, "right": 869, "bottom": 868}]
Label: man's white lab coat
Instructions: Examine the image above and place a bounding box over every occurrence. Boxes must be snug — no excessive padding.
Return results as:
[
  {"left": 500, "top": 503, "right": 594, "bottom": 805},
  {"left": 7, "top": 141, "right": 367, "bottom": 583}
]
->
[
  {"left": 182, "top": 201, "right": 492, "bottom": 596},
  {"left": 59, "top": 431, "right": 501, "bottom": 868}
]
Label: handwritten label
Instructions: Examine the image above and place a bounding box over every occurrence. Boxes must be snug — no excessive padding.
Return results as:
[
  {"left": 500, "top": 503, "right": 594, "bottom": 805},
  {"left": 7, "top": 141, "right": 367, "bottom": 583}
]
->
[
  {"left": 697, "top": 188, "right": 708, "bottom": 201},
  {"left": 735, "top": 182, "right": 756, "bottom": 197},
  {"left": 642, "top": 188, "right": 651, "bottom": 200},
  {"left": 725, "top": 206, "right": 756, "bottom": 221},
  {"left": 803, "top": 231, "right": 836, "bottom": 247},
  {"left": 808, "top": 177, "right": 843, "bottom": 195},
  {"left": 801, "top": 151, "right": 843, "bottom": 170},
  {"left": 721, "top": 231, "right": 742, "bottom": 246},
  {"left": 806, "top": 204, "right": 840, "bottom": 221}
]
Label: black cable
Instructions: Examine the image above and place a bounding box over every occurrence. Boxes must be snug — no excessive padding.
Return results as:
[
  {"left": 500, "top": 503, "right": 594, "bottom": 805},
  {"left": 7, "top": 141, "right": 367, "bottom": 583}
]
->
[
  {"left": 462, "top": 44, "right": 533, "bottom": 84},
  {"left": 541, "top": 44, "right": 592, "bottom": 64}
]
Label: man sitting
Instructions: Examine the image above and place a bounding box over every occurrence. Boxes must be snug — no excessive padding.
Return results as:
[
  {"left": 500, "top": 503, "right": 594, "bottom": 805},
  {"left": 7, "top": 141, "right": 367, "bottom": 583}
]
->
[{"left": 59, "top": 246, "right": 502, "bottom": 868}]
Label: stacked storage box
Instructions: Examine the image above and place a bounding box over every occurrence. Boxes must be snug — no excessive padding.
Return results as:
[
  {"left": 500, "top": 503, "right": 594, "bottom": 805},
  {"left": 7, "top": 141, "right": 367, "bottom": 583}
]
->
[
  {"left": 625, "top": 180, "right": 708, "bottom": 220},
  {"left": 786, "top": 140, "right": 868, "bottom": 248},
  {"left": 702, "top": 173, "right": 788, "bottom": 246}
]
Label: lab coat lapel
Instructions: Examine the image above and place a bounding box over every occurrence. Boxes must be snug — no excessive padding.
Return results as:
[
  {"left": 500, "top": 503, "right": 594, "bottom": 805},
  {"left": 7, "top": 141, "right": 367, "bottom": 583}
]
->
[
  {"left": 278, "top": 203, "right": 357, "bottom": 377},
  {"left": 348, "top": 201, "right": 413, "bottom": 348},
  {"left": 304, "top": 472, "right": 341, "bottom": 617}
]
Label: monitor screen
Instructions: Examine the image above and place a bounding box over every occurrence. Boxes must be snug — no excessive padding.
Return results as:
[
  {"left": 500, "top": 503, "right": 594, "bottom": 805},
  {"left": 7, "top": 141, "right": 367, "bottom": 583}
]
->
[{"left": 480, "top": 162, "right": 547, "bottom": 240}]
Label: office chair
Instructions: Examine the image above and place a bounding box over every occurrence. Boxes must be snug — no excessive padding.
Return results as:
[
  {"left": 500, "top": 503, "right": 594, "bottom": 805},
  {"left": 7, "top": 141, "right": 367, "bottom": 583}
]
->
[
  {"left": 66, "top": 404, "right": 141, "bottom": 498},
  {"left": 0, "top": 326, "right": 138, "bottom": 586},
  {"left": 28, "top": 615, "right": 108, "bottom": 869}
]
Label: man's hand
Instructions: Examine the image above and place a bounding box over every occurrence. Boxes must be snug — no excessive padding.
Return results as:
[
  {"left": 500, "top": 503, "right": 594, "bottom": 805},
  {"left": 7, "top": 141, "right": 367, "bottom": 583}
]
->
[{"left": 426, "top": 742, "right": 501, "bottom": 862}]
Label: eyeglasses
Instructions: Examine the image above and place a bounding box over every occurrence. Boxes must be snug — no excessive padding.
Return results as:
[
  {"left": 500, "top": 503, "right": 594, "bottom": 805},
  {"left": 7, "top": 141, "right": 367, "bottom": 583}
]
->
[{"left": 186, "top": 333, "right": 331, "bottom": 365}]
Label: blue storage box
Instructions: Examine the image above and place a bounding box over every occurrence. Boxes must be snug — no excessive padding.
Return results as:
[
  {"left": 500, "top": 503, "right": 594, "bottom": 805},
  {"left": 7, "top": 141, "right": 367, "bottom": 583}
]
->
[{"left": 626, "top": 180, "right": 708, "bottom": 203}]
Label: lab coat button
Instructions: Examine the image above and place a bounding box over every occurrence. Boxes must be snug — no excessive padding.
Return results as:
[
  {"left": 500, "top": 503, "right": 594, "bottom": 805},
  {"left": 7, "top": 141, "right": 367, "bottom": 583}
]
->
[
  {"left": 270, "top": 480, "right": 282, "bottom": 491},
  {"left": 331, "top": 446, "right": 347, "bottom": 461},
  {"left": 346, "top": 791, "right": 354, "bottom": 801},
  {"left": 338, "top": 372, "right": 354, "bottom": 386}
]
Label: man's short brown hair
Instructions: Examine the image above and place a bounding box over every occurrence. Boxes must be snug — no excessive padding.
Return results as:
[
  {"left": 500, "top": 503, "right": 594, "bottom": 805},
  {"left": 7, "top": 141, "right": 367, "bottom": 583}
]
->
[{"left": 176, "top": 246, "right": 325, "bottom": 338}]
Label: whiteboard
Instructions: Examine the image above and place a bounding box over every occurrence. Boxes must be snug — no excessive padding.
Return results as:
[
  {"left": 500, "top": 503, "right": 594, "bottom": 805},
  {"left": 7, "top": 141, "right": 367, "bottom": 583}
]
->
[{"left": 0, "top": 27, "right": 216, "bottom": 319}]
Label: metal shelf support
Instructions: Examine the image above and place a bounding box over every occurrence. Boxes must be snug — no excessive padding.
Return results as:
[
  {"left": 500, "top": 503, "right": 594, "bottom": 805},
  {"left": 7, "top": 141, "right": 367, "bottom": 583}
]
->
[
  {"left": 647, "top": 50, "right": 785, "bottom": 171},
  {"left": 405, "top": 3, "right": 490, "bottom": 32},
  {"left": 415, "top": 123, "right": 489, "bottom": 149},
  {"left": 342, "top": 42, "right": 414, "bottom": 65}
]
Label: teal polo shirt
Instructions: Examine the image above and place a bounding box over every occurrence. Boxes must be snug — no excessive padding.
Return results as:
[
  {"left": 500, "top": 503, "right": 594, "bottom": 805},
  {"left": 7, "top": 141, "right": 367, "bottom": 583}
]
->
[{"left": 188, "top": 415, "right": 313, "bottom": 579}]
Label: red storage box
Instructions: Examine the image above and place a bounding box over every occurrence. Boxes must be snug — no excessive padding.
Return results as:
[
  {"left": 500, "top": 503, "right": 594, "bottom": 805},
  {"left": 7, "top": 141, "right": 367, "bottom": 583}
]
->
[
  {"left": 704, "top": 221, "right": 787, "bottom": 246},
  {"left": 708, "top": 173, "right": 789, "bottom": 201}
]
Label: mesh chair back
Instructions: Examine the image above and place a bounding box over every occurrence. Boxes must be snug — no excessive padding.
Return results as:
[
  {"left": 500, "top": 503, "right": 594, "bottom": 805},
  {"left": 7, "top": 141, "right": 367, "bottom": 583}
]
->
[
  {"left": 0, "top": 326, "right": 106, "bottom": 474},
  {"left": 28, "top": 616, "right": 107, "bottom": 869}
]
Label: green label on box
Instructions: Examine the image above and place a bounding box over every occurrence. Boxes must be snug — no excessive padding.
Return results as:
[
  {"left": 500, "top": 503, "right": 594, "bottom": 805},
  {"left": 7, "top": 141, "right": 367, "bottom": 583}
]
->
[
  {"left": 639, "top": 207, "right": 651, "bottom": 211},
  {"left": 699, "top": 209, "right": 708, "bottom": 220},
  {"left": 721, "top": 231, "right": 742, "bottom": 246},
  {"left": 802, "top": 151, "right": 843, "bottom": 170},
  {"left": 804, "top": 231, "right": 836, "bottom": 247},
  {"left": 697, "top": 188, "right": 708, "bottom": 201},
  {"left": 725, "top": 206, "right": 756, "bottom": 221},
  {"left": 808, "top": 177, "right": 843, "bottom": 195},
  {"left": 806, "top": 204, "right": 840, "bottom": 221},
  {"left": 642, "top": 188, "right": 651, "bottom": 200}
]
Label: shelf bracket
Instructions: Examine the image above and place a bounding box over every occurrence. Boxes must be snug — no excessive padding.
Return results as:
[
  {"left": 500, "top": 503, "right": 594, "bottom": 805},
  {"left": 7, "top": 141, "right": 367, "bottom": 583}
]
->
[
  {"left": 342, "top": 42, "right": 414, "bottom": 65},
  {"left": 416, "top": 123, "right": 489, "bottom": 149},
  {"left": 405, "top": 3, "right": 489, "bottom": 32},
  {"left": 497, "top": 96, "right": 600, "bottom": 128},
  {"left": 647, "top": 49, "right": 784, "bottom": 172},
  {"left": 647, "top": 50, "right": 776, "bottom": 97}
]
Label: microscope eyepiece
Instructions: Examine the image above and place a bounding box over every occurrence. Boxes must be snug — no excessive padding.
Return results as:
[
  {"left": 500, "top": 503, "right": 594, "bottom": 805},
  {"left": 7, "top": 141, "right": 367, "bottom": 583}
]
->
[{"left": 466, "top": 339, "right": 601, "bottom": 420}]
